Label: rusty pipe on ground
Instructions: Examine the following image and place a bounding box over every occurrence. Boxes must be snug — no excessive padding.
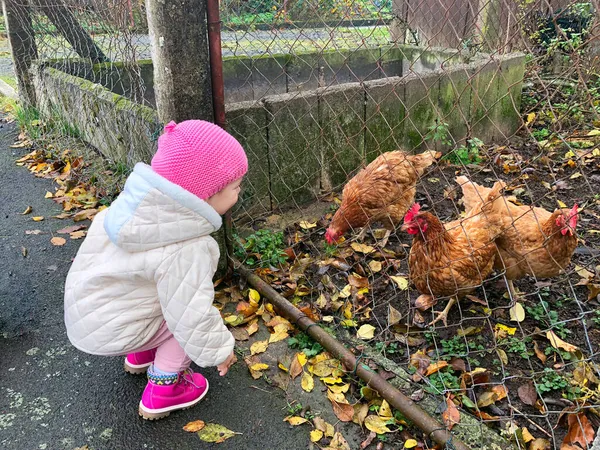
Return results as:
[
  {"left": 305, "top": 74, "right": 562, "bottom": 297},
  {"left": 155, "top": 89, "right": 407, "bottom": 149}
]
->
[{"left": 233, "top": 258, "right": 470, "bottom": 450}]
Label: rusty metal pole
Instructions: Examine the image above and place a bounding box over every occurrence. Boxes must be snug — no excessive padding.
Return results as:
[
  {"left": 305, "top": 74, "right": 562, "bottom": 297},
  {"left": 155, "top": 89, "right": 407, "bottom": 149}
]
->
[
  {"left": 234, "top": 259, "right": 471, "bottom": 450},
  {"left": 206, "top": 0, "right": 233, "bottom": 277}
]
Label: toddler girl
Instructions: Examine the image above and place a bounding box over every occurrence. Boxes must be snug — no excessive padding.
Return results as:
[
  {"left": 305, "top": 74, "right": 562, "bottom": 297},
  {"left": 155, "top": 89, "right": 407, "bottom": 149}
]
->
[{"left": 64, "top": 120, "right": 247, "bottom": 420}]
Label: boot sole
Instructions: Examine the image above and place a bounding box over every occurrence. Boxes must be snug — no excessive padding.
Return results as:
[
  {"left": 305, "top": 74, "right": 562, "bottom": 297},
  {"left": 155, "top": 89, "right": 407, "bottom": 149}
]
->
[
  {"left": 138, "top": 380, "right": 210, "bottom": 420},
  {"left": 124, "top": 359, "right": 153, "bottom": 375}
]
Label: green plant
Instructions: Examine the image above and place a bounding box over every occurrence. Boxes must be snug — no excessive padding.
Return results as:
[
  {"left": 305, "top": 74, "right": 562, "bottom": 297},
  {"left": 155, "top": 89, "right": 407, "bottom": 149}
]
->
[
  {"left": 287, "top": 332, "right": 324, "bottom": 357},
  {"left": 425, "top": 121, "right": 452, "bottom": 147},
  {"left": 287, "top": 402, "right": 303, "bottom": 416},
  {"left": 526, "top": 301, "right": 570, "bottom": 338},
  {"left": 531, "top": 128, "right": 551, "bottom": 141},
  {"left": 375, "top": 341, "right": 401, "bottom": 355},
  {"left": 424, "top": 368, "right": 461, "bottom": 394},
  {"left": 439, "top": 335, "right": 485, "bottom": 361},
  {"left": 501, "top": 336, "right": 532, "bottom": 359},
  {"left": 544, "top": 346, "right": 573, "bottom": 362},
  {"left": 444, "top": 137, "right": 483, "bottom": 165},
  {"left": 234, "top": 229, "right": 288, "bottom": 267},
  {"left": 592, "top": 310, "right": 600, "bottom": 326},
  {"left": 536, "top": 368, "right": 569, "bottom": 395}
]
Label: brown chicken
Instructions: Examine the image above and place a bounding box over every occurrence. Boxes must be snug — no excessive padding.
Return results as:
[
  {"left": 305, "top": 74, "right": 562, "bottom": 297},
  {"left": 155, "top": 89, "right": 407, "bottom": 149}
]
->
[
  {"left": 401, "top": 182, "right": 502, "bottom": 326},
  {"left": 457, "top": 176, "right": 579, "bottom": 300},
  {"left": 325, "top": 149, "right": 437, "bottom": 247}
]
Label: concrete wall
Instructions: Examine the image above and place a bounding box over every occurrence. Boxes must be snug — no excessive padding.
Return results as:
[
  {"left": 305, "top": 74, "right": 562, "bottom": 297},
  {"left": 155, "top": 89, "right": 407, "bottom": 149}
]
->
[{"left": 31, "top": 52, "right": 525, "bottom": 222}]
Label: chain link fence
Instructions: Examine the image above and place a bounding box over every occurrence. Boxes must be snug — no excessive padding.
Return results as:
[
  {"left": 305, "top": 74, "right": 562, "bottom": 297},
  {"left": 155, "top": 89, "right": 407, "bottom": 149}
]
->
[{"left": 225, "top": 1, "right": 600, "bottom": 448}]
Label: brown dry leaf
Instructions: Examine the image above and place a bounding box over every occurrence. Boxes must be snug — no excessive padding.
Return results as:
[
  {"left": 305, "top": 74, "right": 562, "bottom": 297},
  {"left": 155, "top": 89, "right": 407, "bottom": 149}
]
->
[
  {"left": 51, "top": 237, "right": 66, "bottom": 246},
  {"left": 327, "top": 390, "right": 354, "bottom": 422},
  {"left": 348, "top": 273, "right": 369, "bottom": 289},
  {"left": 352, "top": 403, "right": 369, "bottom": 426},
  {"left": 360, "top": 432, "right": 377, "bottom": 450},
  {"left": 351, "top": 242, "right": 375, "bottom": 254},
  {"left": 22, "top": 206, "right": 32, "bottom": 215},
  {"left": 70, "top": 230, "right": 87, "bottom": 240},
  {"left": 563, "top": 413, "right": 595, "bottom": 449},
  {"left": 491, "top": 385, "right": 508, "bottom": 401},
  {"left": 441, "top": 397, "right": 460, "bottom": 430},
  {"left": 327, "top": 432, "right": 351, "bottom": 450},
  {"left": 388, "top": 304, "right": 402, "bottom": 327},
  {"left": 73, "top": 209, "right": 98, "bottom": 222},
  {"left": 424, "top": 361, "right": 449, "bottom": 377},
  {"left": 25, "top": 229, "right": 42, "bottom": 235},
  {"left": 518, "top": 382, "right": 538, "bottom": 406},
  {"left": 289, "top": 353, "right": 304, "bottom": 380},
  {"left": 236, "top": 301, "right": 257, "bottom": 318},
  {"left": 529, "top": 438, "right": 550, "bottom": 450},
  {"left": 534, "top": 341, "right": 547, "bottom": 364},
  {"left": 410, "top": 350, "right": 431, "bottom": 382},
  {"left": 369, "top": 260, "right": 382, "bottom": 273},
  {"left": 465, "top": 295, "right": 488, "bottom": 306},
  {"left": 546, "top": 330, "right": 578, "bottom": 353},
  {"left": 231, "top": 327, "right": 249, "bottom": 341},
  {"left": 183, "top": 420, "right": 205, "bottom": 432},
  {"left": 415, "top": 294, "right": 437, "bottom": 311}
]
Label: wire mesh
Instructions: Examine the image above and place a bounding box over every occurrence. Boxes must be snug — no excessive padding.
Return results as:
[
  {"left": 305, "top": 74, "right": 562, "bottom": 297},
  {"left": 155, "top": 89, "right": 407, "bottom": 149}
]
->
[{"left": 224, "top": 1, "right": 600, "bottom": 448}]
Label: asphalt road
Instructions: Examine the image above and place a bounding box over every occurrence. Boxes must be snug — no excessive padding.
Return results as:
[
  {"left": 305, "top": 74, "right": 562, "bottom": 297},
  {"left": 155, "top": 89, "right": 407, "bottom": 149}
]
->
[{"left": 0, "top": 119, "right": 309, "bottom": 450}]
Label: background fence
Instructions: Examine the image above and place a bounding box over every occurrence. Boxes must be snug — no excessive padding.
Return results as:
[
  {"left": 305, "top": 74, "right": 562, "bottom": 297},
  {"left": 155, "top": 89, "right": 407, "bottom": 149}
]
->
[{"left": 2, "top": 0, "right": 600, "bottom": 449}]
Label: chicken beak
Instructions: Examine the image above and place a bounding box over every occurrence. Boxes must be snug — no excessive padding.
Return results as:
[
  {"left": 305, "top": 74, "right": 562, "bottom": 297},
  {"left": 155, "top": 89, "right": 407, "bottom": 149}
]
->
[{"left": 400, "top": 223, "right": 410, "bottom": 232}]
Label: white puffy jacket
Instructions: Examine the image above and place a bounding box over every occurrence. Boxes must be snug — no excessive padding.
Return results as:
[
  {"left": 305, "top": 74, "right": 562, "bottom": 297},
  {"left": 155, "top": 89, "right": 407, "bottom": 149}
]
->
[{"left": 64, "top": 163, "right": 234, "bottom": 367}]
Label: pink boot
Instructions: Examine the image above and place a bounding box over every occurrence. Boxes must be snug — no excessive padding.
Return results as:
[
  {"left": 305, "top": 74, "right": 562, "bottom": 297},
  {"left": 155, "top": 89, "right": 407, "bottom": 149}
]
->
[
  {"left": 138, "top": 366, "right": 209, "bottom": 420},
  {"left": 124, "top": 349, "right": 157, "bottom": 375}
]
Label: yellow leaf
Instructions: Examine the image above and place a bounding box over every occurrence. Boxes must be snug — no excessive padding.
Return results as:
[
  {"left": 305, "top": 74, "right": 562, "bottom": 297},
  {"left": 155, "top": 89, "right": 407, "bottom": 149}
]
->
[
  {"left": 357, "top": 324, "right": 376, "bottom": 340},
  {"left": 565, "top": 150, "right": 576, "bottom": 159},
  {"left": 249, "top": 363, "right": 269, "bottom": 371},
  {"left": 320, "top": 376, "right": 343, "bottom": 385},
  {"left": 22, "top": 206, "right": 33, "bottom": 215},
  {"left": 546, "top": 330, "right": 578, "bottom": 353},
  {"left": 250, "top": 340, "right": 268, "bottom": 355},
  {"left": 404, "top": 439, "right": 418, "bottom": 449},
  {"left": 557, "top": 200, "right": 567, "bottom": 208},
  {"left": 509, "top": 302, "right": 525, "bottom": 322},
  {"left": 342, "top": 301, "right": 353, "bottom": 319},
  {"left": 570, "top": 172, "right": 582, "bottom": 179},
  {"left": 32, "top": 216, "right": 44, "bottom": 221},
  {"left": 224, "top": 314, "right": 244, "bottom": 326},
  {"left": 248, "top": 288, "right": 260, "bottom": 303},
  {"left": 311, "top": 359, "right": 339, "bottom": 377},
  {"left": 197, "top": 423, "right": 239, "bottom": 443},
  {"left": 340, "top": 319, "right": 357, "bottom": 327},
  {"left": 587, "top": 129, "right": 600, "bottom": 136},
  {"left": 390, "top": 276, "right": 409, "bottom": 290},
  {"left": 497, "top": 348, "right": 508, "bottom": 365},
  {"left": 368, "top": 260, "right": 382, "bottom": 272},
  {"left": 268, "top": 323, "right": 289, "bottom": 343},
  {"left": 299, "top": 221, "right": 317, "bottom": 229},
  {"left": 301, "top": 372, "right": 314, "bottom": 392},
  {"left": 51, "top": 237, "right": 66, "bottom": 246},
  {"left": 284, "top": 416, "right": 308, "bottom": 426},
  {"left": 328, "top": 383, "right": 350, "bottom": 394},
  {"left": 522, "top": 427, "right": 535, "bottom": 443},
  {"left": 351, "top": 242, "right": 375, "bottom": 254},
  {"left": 339, "top": 284, "right": 352, "bottom": 298},
  {"left": 297, "top": 352, "right": 308, "bottom": 367},
  {"left": 525, "top": 112, "right": 535, "bottom": 125},
  {"left": 44, "top": 191, "right": 54, "bottom": 199},
  {"left": 310, "top": 429, "right": 323, "bottom": 442},
  {"left": 379, "top": 400, "right": 393, "bottom": 419},
  {"left": 496, "top": 323, "right": 516, "bottom": 335},
  {"left": 246, "top": 320, "right": 259, "bottom": 336},
  {"left": 364, "top": 415, "right": 392, "bottom": 434},
  {"left": 183, "top": 420, "right": 205, "bottom": 432}
]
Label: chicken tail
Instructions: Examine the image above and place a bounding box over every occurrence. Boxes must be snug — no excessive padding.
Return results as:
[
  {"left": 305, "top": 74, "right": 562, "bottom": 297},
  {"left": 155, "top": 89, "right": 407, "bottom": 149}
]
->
[
  {"left": 456, "top": 175, "right": 492, "bottom": 213},
  {"left": 409, "top": 150, "right": 437, "bottom": 175}
]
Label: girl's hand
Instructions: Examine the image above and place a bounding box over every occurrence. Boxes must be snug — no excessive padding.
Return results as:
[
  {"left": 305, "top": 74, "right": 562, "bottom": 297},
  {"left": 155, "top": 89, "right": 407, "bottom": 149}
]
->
[{"left": 217, "top": 352, "right": 237, "bottom": 376}]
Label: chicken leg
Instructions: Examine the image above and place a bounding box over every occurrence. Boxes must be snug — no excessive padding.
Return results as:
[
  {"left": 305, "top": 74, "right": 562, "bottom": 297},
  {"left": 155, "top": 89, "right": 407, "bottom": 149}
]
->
[{"left": 428, "top": 297, "right": 457, "bottom": 327}]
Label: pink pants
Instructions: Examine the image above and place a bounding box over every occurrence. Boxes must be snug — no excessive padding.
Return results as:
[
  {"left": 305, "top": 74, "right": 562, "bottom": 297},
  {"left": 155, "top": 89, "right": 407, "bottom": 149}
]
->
[{"left": 131, "top": 321, "right": 191, "bottom": 373}]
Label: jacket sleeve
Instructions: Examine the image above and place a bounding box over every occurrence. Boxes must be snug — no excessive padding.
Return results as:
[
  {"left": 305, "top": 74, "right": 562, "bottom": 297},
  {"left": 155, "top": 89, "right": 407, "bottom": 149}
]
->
[{"left": 155, "top": 241, "right": 234, "bottom": 367}]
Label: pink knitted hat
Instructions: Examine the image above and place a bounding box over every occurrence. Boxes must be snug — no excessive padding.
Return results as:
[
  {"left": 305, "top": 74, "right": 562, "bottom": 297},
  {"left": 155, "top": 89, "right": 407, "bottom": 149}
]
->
[{"left": 151, "top": 120, "right": 248, "bottom": 200}]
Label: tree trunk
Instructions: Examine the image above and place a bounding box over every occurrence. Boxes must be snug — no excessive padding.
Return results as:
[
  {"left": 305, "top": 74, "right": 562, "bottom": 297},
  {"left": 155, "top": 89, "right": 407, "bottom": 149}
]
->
[
  {"left": 36, "top": 0, "right": 108, "bottom": 63},
  {"left": 145, "top": 0, "right": 213, "bottom": 124},
  {"left": 2, "top": 0, "right": 38, "bottom": 106}
]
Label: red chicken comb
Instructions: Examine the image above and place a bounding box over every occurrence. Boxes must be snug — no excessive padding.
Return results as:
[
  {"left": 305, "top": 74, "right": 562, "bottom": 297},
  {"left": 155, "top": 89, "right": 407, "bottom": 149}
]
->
[
  {"left": 569, "top": 204, "right": 578, "bottom": 229},
  {"left": 404, "top": 203, "right": 421, "bottom": 223}
]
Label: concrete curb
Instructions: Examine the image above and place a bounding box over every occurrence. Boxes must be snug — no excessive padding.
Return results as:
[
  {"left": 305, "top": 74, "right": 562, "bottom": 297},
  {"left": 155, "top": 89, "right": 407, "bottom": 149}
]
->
[
  {"left": 591, "top": 428, "right": 600, "bottom": 449},
  {"left": 0, "top": 79, "right": 17, "bottom": 99}
]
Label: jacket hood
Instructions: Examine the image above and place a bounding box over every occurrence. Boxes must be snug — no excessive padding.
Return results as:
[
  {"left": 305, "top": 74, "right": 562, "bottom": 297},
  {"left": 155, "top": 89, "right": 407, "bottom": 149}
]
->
[{"left": 104, "top": 163, "right": 222, "bottom": 252}]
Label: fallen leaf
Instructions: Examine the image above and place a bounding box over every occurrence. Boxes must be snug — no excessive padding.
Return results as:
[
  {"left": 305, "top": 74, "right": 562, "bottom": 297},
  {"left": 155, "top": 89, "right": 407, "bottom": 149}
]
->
[
  {"left": 248, "top": 288, "right": 260, "bottom": 303},
  {"left": 57, "top": 224, "right": 87, "bottom": 234},
  {"left": 495, "top": 348, "right": 508, "bottom": 365},
  {"left": 246, "top": 320, "right": 259, "bottom": 336},
  {"left": 529, "top": 438, "right": 550, "bottom": 450},
  {"left": 533, "top": 341, "right": 547, "bottom": 364},
  {"left": 289, "top": 353, "right": 304, "bottom": 379},
  {"left": 329, "top": 397, "right": 354, "bottom": 422},
  {"left": 351, "top": 242, "right": 375, "bottom": 254},
  {"left": 44, "top": 191, "right": 53, "bottom": 198},
  {"left": 310, "top": 429, "right": 324, "bottom": 442},
  {"left": 284, "top": 416, "right": 308, "bottom": 426},
  {"left": 563, "top": 413, "right": 595, "bottom": 449},
  {"left": 329, "top": 431, "right": 351, "bottom": 450},
  {"left": 546, "top": 330, "right": 578, "bottom": 353},
  {"left": 404, "top": 439, "right": 418, "bottom": 449},
  {"left": 526, "top": 112, "right": 536, "bottom": 125},
  {"left": 360, "top": 431, "right": 377, "bottom": 449},
  {"left": 522, "top": 427, "right": 535, "bottom": 443},
  {"left": 368, "top": 260, "right": 382, "bottom": 273},
  {"left": 51, "top": 237, "right": 66, "bottom": 246},
  {"left": 70, "top": 230, "right": 87, "bottom": 239},
  {"left": 388, "top": 305, "right": 402, "bottom": 326},
  {"left": 231, "top": 327, "right": 249, "bottom": 341},
  {"left": 495, "top": 323, "right": 517, "bottom": 336},
  {"left": 415, "top": 294, "right": 437, "bottom": 311},
  {"left": 21, "top": 247, "right": 27, "bottom": 257},
  {"left": 183, "top": 420, "right": 205, "bottom": 432},
  {"left": 353, "top": 403, "right": 369, "bottom": 426},
  {"left": 518, "top": 382, "right": 538, "bottom": 406},
  {"left": 509, "top": 302, "right": 525, "bottom": 322},
  {"left": 390, "top": 275, "right": 409, "bottom": 290},
  {"left": 378, "top": 400, "right": 393, "bottom": 419},
  {"left": 250, "top": 340, "right": 268, "bottom": 355},
  {"left": 425, "top": 361, "right": 449, "bottom": 376},
  {"left": 299, "top": 221, "right": 317, "bottom": 230},
  {"left": 269, "top": 323, "right": 290, "bottom": 343},
  {"left": 357, "top": 324, "right": 376, "bottom": 340},
  {"left": 441, "top": 397, "right": 460, "bottom": 430},
  {"left": 22, "top": 206, "right": 32, "bottom": 215},
  {"left": 32, "top": 216, "right": 44, "bottom": 222},
  {"left": 196, "top": 423, "right": 239, "bottom": 443},
  {"left": 301, "top": 372, "right": 314, "bottom": 392},
  {"left": 25, "top": 229, "right": 42, "bottom": 235},
  {"left": 364, "top": 415, "right": 392, "bottom": 434}
]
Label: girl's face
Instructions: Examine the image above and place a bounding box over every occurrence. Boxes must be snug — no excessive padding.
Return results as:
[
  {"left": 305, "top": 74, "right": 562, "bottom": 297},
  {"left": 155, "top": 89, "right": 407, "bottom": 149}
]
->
[{"left": 207, "top": 178, "right": 243, "bottom": 215}]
